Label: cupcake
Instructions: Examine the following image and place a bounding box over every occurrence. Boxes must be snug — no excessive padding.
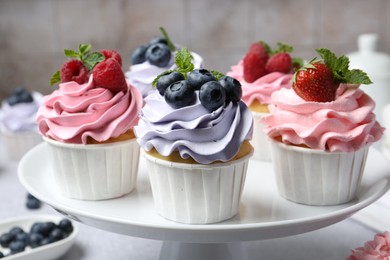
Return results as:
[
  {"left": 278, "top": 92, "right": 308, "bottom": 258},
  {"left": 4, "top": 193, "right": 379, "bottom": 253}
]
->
[
  {"left": 134, "top": 48, "right": 253, "bottom": 224},
  {"left": 36, "top": 44, "right": 143, "bottom": 200},
  {"left": 227, "top": 42, "right": 302, "bottom": 161},
  {"left": 261, "top": 48, "right": 384, "bottom": 206},
  {"left": 0, "top": 87, "right": 43, "bottom": 160},
  {"left": 125, "top": 27, "right": 203, "bottom": 98}
]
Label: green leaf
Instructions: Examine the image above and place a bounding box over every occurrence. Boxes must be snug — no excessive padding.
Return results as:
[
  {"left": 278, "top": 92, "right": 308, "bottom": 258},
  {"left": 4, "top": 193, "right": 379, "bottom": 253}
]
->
[
  {"left": 79, "top": 44, "right": 92, "bottom": 55},
  {"left": 82, "top": 51, "right": 105, "bottom": 71},
  {"left": 175, "top": 48, "right": 194, "bottom": 76},
  {"left": 152, "top": 70, "right": 175, "bottom": 87},
  {"left": 211, "top": 70, "right": 225, "bottom": 80},
  {"left": 292, "top": 57, "right": 304, "bottom": 71},
  {"left": 260, "top": 41, "right": 272, "bottom": 55},
  {"left": 64, "top": 49, "right": 79, "bottom": 58},
  {"left": 160, "top": 27, "right": 176, "bottom": 52},
  {"left": 316, "top": 48, "right": 337, "bottom": 70},
  {"left": 50, "top": 70, "right": 61, "bottom": 86},
  {"left": 275, "top": 42, "right": 293, "bottom": 54},
  {"left": 345, "top": 69, "right": 372, "bottom": 84}
]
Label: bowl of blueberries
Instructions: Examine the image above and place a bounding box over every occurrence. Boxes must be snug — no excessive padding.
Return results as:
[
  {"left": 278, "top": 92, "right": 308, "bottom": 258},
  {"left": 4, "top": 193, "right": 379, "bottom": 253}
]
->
[{"left": 0, "top": 214, "right": 77, "bottom": 259}]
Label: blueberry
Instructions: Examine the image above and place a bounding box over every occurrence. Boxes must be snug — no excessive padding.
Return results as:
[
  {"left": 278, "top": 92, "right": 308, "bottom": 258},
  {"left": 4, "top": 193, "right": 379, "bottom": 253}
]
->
[
  {"left": 9, "top": 240, "right": 26, "bottom": 253},
  {"left": 29, "top": 233, "right": 44, "bottom": 248},
  {"left": 18, "top": 90, "right": 33, "bottom": 103},
  {"left": 187, "top": 69, "right": 216, "bottom": 90},
  {"left": 199, "top": 81, "right": 227, "bottom": 112},
  {"left": 146, "top": 43, "right": 171, "bottom": 67},
  {"left": 30, "top": 222, "right": 42, "bottom": 234},
  {"left": 0, "top": 232, "right": 15, "bottom": 248},
  {"left": 26, "top": 196, "right": 41, "bottom": 209},
  {"left": 58, "top": 219, "right": 73, "bottom": 234},
  {"left": 30, "top": 222, "right": 55, "bottom": 236},
  {"left": 39, "top": 237, "right": 54, "bottom": 246},
  {"left": 156, "top": 71, "right": 185, "bottom": 96},
  {"left": 131, "top": 45, "right": 148, "bottom": 65},
  {"left": 15, "top": 232, "right": 29, "bottom": 244},
  {"left": 6, "top": 95, "right": 20, "bottom": 106},
  {"left": 164, "top": 80, "right": 196, "bottom": 109},
  {"left": 9, "top": 227, "right": 24, "bottom": 236},
  {"left": 218, "top": 76, "right": 242, "bottom": 104},
  {"left": 49, "top": 228, "right": 65, "bottom": 242},
  {"left": 149, "top": 36, "right": 168, "bottom": 46}
]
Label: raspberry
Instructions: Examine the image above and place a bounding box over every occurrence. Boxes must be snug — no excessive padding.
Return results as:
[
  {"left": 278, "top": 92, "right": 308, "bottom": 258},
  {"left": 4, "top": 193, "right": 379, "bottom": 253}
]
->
[
  {"left": 92, "top": 58, "right": 127, "bottom": 94},
  {"left": 100, "top": 49, "right": 122, "bottom": 66},
  {"left": 60, "top": 59, "right": 89, "bottom": 84},
  {"left": 265, "top": 53, "right": 292, "bottom": 74}
]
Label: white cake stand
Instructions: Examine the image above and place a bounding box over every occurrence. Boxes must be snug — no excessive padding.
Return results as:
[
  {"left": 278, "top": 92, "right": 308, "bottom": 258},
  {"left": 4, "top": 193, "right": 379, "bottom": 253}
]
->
[{"left": 18, "top": 144, "right": 390, "bottom": 260}]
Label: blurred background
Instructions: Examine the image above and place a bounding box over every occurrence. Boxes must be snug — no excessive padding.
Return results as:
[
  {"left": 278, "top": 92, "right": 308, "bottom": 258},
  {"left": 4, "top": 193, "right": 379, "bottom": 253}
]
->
[{"left": 1, "top": 0, "right": 389, "bottom": 99}]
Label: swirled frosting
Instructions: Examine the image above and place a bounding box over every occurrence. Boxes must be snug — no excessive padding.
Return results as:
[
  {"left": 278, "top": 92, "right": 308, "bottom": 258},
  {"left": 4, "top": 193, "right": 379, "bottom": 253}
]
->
[
  {"left": 36, "top": 75, "right": 143, "bottom": 144},
  {"left": 134, "top": 92, "right": 253, "bottom": 164},
  {"left": 261, "top": 85, "right": 384, "bottom": 152},
  {"left": 227, "top": 60, "right": 292, "bottom": 105},
  {"left": 125, "top": 51, "right": 203, "bottom": 98},
  {"left": 0, "top": 92, "right": 43, "bottom": 133}
]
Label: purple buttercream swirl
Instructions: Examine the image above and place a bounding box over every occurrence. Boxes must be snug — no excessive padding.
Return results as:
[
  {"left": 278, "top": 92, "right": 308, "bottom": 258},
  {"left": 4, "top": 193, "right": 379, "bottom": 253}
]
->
[{"left": 134, "top": 91, "right": 253, "bottom": 164}]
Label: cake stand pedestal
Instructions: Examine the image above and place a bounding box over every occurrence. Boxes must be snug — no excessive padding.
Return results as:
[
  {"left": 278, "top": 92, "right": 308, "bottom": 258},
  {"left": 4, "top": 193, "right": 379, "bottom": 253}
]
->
[{"left": 18, "top": 144, "right": 390, "bottom": 260}]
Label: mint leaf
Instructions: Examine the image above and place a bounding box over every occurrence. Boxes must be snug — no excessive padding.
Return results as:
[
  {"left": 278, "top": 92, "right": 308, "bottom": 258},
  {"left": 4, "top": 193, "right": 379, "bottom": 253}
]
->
[
  {"left": 345, "top": 69, "right": 372, "bottom": 84},
  {"left": 50, "top": 70, "right": 61, "bottom": 86},
  {"left": 275, "top": 42, "right": 293, "bottom": 54},
  {"left": 82, "top": 52, "right": 105, "bottom": 71},
  {"left": 64, "top": 49, "right": 79, "bottom": 58},
  {"left": 211, "top": 70, "right": 225, "bottom": 80},
  {"left": 160, "top": 27, "right": 176, "bottom": 51},
  {"left": 79, "top": 44, "right": 91, "bottom": 55},
  {"left": 175, "top": 48, "right": 194, "bottom": 76},
  {"left": 152, "top": 70, "right": 175, "bottom": 87}
]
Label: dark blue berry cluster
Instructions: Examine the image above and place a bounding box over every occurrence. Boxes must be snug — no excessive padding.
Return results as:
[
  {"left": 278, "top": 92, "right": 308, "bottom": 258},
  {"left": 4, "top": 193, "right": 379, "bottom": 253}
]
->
[
  {"left": 6, "top": 87, "right": 33, "bottom": 106},
  {"left": 0, "top": 219, "right": 73, "bottom": 257},
  {"left": 26, "top": 193, "right": 41, "bottom": 210},
  {"left": 131, "top": 36, "right": 172, "bottom": 68},
  {"left": 156, "top": 69, "right": 242, "bottom": 112}
]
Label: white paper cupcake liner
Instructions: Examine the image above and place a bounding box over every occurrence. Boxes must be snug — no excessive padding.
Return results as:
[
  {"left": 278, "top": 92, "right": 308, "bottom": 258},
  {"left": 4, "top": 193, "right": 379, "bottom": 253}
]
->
[
  {"left": 43, "top": 136, "right": 140, "bottom": 201},
  {"left": 142, "top": 149, "right": 253, "bottom": 224},
  {"left": 251, "top": 111, "right": 272, "bottom": 161},
  {"left": 2, "top": 131, "right": 43, "bottom": 161},
  {"left": 270, "top": 139, "right": 369, "bottom": 206}
]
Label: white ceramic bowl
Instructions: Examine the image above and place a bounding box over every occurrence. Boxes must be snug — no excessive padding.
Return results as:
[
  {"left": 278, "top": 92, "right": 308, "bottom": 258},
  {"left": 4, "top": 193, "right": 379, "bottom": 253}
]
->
[{"left": 0, "top": 214, "right": 78, "bottom": 260}]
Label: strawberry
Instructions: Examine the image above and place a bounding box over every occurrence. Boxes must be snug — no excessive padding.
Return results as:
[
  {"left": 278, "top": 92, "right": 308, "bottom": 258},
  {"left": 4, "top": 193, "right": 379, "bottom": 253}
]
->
[
  {"left": 92, "top": 58, "right": 127, "bottom": 94},
  {"left": 243, "top": 42, "right": 269, "bottom": 83},
  {"left": 293, "top": 62, "right": 338, "bottom": 102},
  {"left": 100, "top": 49, "right": 122, "bottom": 66},
  {"left": 60, "top": 59, "right": 89, "bottom": 84},
  {"left": 265, "top": 52, "right": 292, "bottom": 73},
  {"left": 292, "top": 48, "right": 372, "bottom": 102}
]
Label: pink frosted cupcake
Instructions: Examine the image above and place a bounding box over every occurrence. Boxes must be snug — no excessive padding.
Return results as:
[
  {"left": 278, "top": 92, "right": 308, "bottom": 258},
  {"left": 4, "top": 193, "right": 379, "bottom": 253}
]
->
[
  {"left": 227, "top": 42, "right": 301, "bottom": 160},
  {"left": 262, "top": 48, "right": 384, "bottom": 205},
  {"left": 36, "top": 44, "right": 143, "bottom": 200}
]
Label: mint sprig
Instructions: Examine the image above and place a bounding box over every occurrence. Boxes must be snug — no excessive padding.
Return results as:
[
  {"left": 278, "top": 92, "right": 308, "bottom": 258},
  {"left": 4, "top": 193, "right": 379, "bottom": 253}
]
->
[
  {"left": 160, "top": 27, "right": 176, "bottom": 52},
  {"left": 316, "top": 48, "right": 372, "bottom": 85},
  {"left": 175, "top": 48, "right": 194, "bottom": 75},
  {"left": 50, "top": 44, "right": 104, "bottom": 86}
]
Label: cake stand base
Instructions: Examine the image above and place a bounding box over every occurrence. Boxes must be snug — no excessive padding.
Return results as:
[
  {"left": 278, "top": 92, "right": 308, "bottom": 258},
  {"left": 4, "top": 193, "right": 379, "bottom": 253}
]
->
[{"left": 159, "top": 242, "right": 247, "bottom": 260}]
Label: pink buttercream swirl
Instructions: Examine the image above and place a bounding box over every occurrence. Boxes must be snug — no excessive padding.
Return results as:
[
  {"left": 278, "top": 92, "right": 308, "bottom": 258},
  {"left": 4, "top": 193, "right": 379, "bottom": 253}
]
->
[
  {"left": 36, "top": 75, "right": 143, "bottom": 144},
  {"left": 227, "top": 60, "right": 292, "bottom": 105},
  {"left": 346, "top": 231, "right": 390, "bottom": 260},
  {"left": 261, "top": 85, "right": 384, "bottom": 152}
]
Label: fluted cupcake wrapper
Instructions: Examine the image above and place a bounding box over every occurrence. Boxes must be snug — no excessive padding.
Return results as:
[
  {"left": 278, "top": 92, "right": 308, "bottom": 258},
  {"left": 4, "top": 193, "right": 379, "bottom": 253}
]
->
[
  {"left": 44, "top": 137, "right": 140, "bottom": 201},
  {"left": 251, "top": 111, "right": 272, "bottom": 161},
  {"left": 142, "top": 149, "right": 253, "bottom": 224},
  {"left": 270, "top": 139, "right": 369, "bottom": 206},
  {"left": 2, "top": 131, "right": 43, "bottom": 161}
]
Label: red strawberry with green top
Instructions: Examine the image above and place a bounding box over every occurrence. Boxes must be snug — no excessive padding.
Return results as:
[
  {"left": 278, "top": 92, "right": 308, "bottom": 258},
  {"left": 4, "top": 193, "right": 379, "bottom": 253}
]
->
[
  {"left": 92, "top": 58, "right": 128, "bottom": 94},
  {"left": 265, "top": 52, "right": 292, "bottom": 73},
  {"left": 60, "top": 59, "right": 89, "bottom": 85},
  {"left": 100, "top": 49, "right": 122, "bottom": 66},
  {"left": 292, "top": 48, "right": 372, "bottom": 102},
  {"left": 243, "top": 42, "right": 269, "bottom": 83}
]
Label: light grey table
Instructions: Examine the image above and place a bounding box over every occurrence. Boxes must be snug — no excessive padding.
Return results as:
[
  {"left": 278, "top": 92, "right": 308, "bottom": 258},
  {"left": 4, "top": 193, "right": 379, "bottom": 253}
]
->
[{"left": 0, "top": 140, "right": 385, "bottom": 260}]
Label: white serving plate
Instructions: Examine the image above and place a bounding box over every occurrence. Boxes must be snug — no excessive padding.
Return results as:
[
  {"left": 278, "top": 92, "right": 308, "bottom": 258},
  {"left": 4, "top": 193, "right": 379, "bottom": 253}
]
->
[
  {"left": 0, "top": 214, "right": 77, "bottom": 260},
  {"left": 18, "top": 143, "right": 390, "bottom": 243}
]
